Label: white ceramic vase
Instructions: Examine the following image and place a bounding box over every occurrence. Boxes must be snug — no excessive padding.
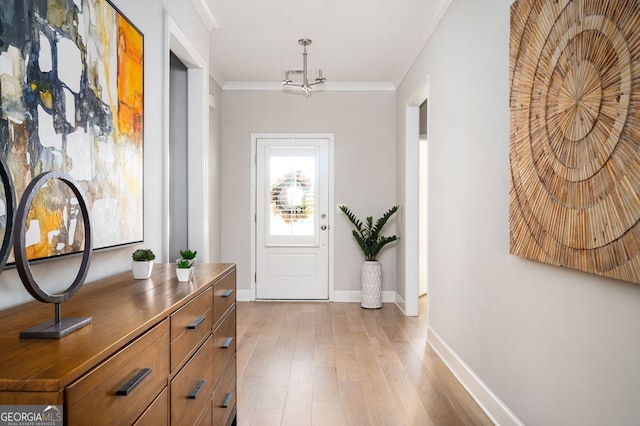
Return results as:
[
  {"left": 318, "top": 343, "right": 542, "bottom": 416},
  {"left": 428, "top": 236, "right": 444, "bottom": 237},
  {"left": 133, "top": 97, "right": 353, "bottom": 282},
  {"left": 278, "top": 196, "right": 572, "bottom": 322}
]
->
[
  {"left": 361, "top": 261, "right": 382, "bottom": 309},
  {"left": 176, "top": 267, "right": 194, "bottom": 282},
  {"left": 132, "top": 261, "right": 153, "bottom": 279}
]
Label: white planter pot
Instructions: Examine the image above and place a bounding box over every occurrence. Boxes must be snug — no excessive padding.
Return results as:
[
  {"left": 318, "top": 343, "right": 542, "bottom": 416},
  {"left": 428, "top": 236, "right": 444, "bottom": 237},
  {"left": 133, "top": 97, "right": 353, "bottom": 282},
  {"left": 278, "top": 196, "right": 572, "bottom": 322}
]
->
[
  {"left": 176, "top": 267, "right": 194, "bottom": 282},
  {"left": 361, "top": 261, "right": 382, "bottom": 309},
  {"left": 132, "top": 261, "right": 153, "bottom": 279}
]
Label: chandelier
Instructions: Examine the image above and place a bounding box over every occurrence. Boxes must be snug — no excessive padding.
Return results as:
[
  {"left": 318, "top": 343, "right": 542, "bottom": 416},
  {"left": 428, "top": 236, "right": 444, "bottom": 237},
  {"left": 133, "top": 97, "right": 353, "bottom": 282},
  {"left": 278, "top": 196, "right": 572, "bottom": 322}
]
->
[{"left": 282, "top": 39, "right": 326, "bottom": 93}]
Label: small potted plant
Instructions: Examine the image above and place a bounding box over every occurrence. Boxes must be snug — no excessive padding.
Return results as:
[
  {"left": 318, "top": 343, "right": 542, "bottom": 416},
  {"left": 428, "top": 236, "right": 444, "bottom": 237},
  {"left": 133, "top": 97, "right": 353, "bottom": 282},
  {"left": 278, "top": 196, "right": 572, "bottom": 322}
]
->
[
  {"left": 176, "top": 258, "right": 193, "bottom": 282},
  {"left": 178, "top": 249, "right": 198, "bottom": 267},
  {"left": 176, "top": 249, "right": 197, "bottom": 282},
  {"left": 339, "top": 205, "right": 398, "bottom": 309},
  {"left": 131, "top": 248, "right": 155, "bottom": 279}
]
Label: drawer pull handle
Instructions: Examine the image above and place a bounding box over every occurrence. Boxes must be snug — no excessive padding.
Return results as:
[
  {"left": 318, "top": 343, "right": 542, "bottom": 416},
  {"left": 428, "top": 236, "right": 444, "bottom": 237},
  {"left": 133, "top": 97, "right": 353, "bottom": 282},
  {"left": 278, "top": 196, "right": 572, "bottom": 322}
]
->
[
  {"left": 221, "top": 337, "right": 234, "bottom": 349},
  {"left": 222, "top": 289, "right": 234, "bottom": 298},
  {"left": 188, "top": 380, "right": 206, "bottom": 399},
  {"left": 222, "top": 392, "right": 234, "bottom": 408},
  {"left": 116, "top": 368, "right": 152, "bottom": 396},
  {"left": 187, "top": 315, "right": 206, "bottom": 330}
]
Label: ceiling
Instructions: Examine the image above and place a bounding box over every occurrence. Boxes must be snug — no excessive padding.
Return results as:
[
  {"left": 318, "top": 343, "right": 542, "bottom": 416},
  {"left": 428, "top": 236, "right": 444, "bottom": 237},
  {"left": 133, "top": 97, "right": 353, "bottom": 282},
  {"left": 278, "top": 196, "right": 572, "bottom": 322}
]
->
[{"left": 205, "top": 0, "right": 452, "bottom": 90}]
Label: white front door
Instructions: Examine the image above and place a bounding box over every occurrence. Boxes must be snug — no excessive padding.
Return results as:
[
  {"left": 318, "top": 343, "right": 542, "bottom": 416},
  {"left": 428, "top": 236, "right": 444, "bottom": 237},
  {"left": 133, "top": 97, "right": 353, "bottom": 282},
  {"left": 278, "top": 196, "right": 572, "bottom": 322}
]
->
[{"left": 256, "top": 137, "right": 329, "bottom": 300}]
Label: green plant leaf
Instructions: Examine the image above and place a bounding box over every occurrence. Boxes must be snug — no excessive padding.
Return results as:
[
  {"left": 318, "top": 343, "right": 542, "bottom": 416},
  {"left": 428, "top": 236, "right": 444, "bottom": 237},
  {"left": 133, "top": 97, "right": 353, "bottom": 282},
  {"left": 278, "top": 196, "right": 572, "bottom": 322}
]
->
[
  {"left": 340, "top": 205, "right": 398, "bottom": 261},
  {"left": 179, "top": 249, "right": 197, "bottom": 260},
  {"left": 132, "top": 248, "right": 155, "bottom": 261},
  {"left": 177, "top": 259, "right": 191, "bottom": 268}
]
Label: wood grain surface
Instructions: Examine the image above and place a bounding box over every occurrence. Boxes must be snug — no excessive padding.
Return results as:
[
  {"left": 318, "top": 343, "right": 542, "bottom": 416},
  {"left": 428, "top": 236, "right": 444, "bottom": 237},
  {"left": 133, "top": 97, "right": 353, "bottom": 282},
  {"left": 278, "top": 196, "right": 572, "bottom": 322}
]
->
[
  {"left": 0, "top": 263, "right": 234, "bottom": 393},
  {"left": 235, "top": 298, "right": 491, "bottom": 426}
]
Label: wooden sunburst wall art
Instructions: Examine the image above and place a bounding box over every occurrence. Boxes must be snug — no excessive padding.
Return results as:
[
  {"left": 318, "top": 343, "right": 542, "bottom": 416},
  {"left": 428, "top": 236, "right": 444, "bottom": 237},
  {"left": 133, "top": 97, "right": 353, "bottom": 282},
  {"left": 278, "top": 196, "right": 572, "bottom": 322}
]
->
[{"left": 509, "top": 0, "right": 640, "bottom": 283}]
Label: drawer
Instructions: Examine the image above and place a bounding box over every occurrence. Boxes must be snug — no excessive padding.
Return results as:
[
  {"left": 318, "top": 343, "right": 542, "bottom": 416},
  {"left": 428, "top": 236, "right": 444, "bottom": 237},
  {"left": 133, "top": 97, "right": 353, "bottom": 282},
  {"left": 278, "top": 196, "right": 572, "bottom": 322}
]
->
[
  {"left": 66, "top": 320, "right": 170, "bottom": 425},
  {"left": 213, "top": 356, "right": 236, "bottom": 426},
  {"left": 171, "top": 288, "right": 213, "bottom": 372},
  {"left": 134, "top": 387, "right": 168, "bottom": 425},
  {"left": 213, "top": 270, "right": 236, "bottom": 327},
  {"left": 170, "top": 336, "right": 214, "bottom": 425},
  {"left": 194, "top": 400, "right": 212, "bottom": 426},
  {"left": 213, "top": 306, "right": 236, "bottom": 386}
]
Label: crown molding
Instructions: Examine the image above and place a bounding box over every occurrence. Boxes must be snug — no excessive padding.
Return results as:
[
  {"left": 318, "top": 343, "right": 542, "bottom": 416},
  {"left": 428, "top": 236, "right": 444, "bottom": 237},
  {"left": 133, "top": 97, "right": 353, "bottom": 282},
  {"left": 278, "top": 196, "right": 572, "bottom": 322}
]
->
[
  {"left": 222, "top": 81, "right": 396, "bottom": 92},
  {"left": 393, "top": 0, "right": 453, "bottom": 87},
  {"left": 190, "top": 0, "right": 218, "bottom": 33}
]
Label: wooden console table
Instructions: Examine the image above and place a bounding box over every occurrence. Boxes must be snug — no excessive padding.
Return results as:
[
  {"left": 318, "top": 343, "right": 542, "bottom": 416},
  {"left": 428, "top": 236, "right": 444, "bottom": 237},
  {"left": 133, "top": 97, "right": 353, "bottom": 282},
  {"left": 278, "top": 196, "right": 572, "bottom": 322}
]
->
[{"left": 0, "top": 263, "right": 237, "bottom": 426}]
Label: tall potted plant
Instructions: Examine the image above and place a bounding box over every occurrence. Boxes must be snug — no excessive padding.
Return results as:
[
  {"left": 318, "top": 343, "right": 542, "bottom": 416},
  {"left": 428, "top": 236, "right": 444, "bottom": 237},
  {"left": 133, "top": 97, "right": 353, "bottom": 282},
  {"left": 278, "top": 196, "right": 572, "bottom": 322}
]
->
[{"left": 339, "top": 205, "right": 398, "bottom": 309}]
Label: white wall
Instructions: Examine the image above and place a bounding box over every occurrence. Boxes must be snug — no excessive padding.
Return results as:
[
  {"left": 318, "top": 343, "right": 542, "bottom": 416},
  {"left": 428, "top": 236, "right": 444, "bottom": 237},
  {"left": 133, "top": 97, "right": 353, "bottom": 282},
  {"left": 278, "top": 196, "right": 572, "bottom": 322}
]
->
[
  {"left": 0, "top": 0, "right": 211, "bottom": 310},
  {"left": 397, "top": 0, "right": 640, "bottom": 424},
  {"left": 220, "top": 90, "right": 397, "bottom": 298}
]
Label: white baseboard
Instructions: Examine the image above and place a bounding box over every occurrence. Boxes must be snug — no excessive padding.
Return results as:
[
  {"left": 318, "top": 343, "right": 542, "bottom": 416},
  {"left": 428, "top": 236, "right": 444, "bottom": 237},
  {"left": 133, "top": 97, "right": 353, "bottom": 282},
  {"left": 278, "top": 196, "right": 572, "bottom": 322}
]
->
[
  {"left": 427, "top": 327, "right": 523, "bottom": 426},
  {"left": 333, "top": 290, "right": 396, "bottom": 303},
  {"left": 237, "top": 289, "right": 397, "bottom": 304},
  {"left": 236, "top": 289, "right": 252, "bottom": 302},
  {"left": 394, "top": 292, "right": 407, "bottom": 314}
]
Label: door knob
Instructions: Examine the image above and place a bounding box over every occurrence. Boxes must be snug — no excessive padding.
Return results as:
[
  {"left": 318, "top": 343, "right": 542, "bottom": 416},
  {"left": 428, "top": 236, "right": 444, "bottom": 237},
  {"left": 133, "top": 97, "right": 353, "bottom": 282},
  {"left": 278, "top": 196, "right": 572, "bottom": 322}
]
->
[{"left": 321, "top": 225, "right": 327, "bottom": 230}]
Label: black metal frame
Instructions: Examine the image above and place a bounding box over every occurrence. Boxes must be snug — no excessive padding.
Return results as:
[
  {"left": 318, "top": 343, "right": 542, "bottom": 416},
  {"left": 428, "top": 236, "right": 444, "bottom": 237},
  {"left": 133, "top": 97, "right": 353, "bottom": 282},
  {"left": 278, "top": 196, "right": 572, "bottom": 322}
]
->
[
  {"left": 14, "top": 172, "right": 93, "bottom": 339},
  {"left": 0, "top": 157, "right": 15, "bottom": 272}
]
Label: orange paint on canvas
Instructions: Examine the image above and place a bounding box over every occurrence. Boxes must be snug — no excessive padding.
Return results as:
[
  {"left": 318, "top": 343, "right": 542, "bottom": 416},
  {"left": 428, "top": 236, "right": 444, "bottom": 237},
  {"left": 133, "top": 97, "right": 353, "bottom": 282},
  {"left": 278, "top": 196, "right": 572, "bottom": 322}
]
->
[
  {"left": 117, "top": 15, "right": 143, "bottom": 145},
  {"left": 25, "top": 203, "right": 63, "bottom": 259},
  {"left": 22, "top": 183, "right": 87, "bottom": 260}
]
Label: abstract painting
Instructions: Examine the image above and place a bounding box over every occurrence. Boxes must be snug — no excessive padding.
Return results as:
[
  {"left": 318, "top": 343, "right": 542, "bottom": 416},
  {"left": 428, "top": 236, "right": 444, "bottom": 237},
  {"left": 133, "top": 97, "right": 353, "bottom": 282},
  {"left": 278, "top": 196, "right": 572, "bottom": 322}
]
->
[
  {"left": 509, "top": 0, "right": 640, "bottom": 284},
  {"left": 0, "top": 0, "right": 143, "bottom": 262}
]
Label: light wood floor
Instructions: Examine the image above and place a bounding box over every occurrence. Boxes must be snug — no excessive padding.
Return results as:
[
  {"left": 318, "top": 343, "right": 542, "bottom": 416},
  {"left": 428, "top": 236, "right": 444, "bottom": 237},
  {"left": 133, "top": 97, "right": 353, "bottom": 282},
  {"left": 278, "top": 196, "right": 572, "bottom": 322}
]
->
[{"left": 236, "top": 297, "right": 492, "bottom": 426}]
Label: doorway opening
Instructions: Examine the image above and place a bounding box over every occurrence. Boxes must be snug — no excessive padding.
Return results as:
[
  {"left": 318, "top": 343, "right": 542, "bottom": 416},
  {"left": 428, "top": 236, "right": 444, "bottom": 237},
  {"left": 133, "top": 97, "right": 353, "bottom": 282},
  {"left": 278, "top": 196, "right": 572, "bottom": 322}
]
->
[
  {"left": 418, "top": 100, "right": 428, "bottom": 299},
  {"left": 163, "top": 16, "right": 209, "bottom": 262},
  {"left": 168, "top": 52, "right": 188, "bottom": 261},
  {"left": 403, "top": 76, "right": 429, "bottom": 317}
]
